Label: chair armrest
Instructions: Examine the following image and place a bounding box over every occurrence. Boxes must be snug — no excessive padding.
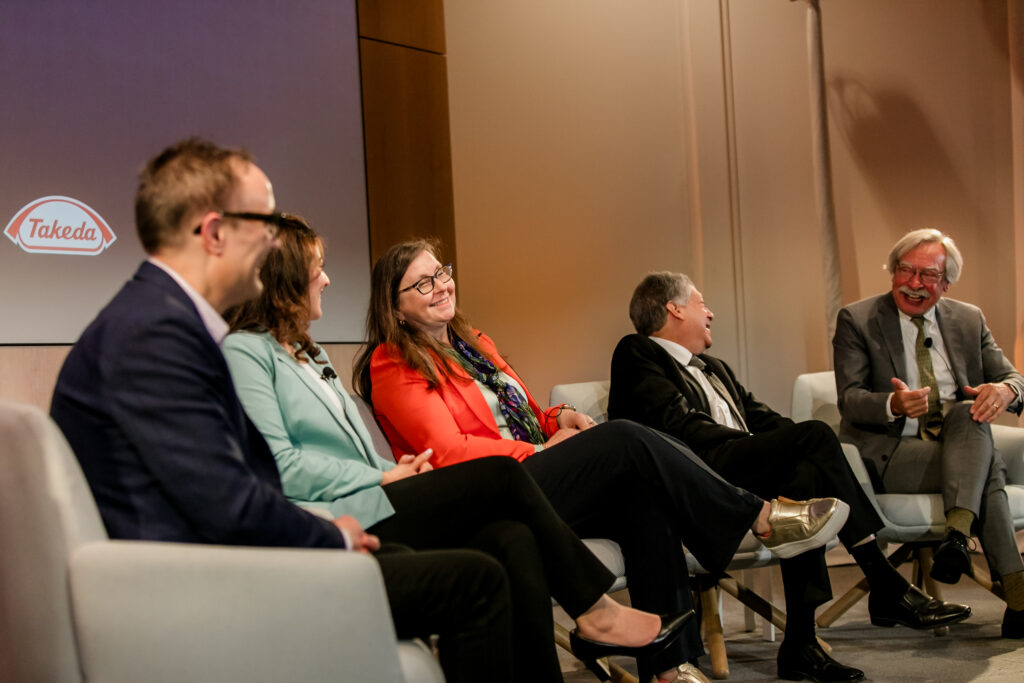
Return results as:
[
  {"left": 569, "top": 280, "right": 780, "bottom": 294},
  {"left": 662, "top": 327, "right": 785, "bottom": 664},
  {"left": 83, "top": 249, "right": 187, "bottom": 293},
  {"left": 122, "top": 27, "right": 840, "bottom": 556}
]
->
[
  {"left": 69, "top": 540, "right": 422, "bottom": 683},
  {"left": 993, "top": 424, "right": 1024, "bottom": 485},
  {"left": 838, "top": 442, "right": 887, "bottom": 523}
]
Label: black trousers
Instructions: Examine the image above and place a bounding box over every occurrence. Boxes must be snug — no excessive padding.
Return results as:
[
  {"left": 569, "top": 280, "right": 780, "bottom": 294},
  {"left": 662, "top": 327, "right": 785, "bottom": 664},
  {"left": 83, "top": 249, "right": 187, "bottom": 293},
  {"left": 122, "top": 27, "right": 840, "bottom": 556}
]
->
[
  {"left": 377, "top": 544, "right": 512, "bottom": 683},
  {"left": 704, "top": 420, "right": 883, "bottom": 614},
  {"left": 370, "top": 456, "right": 614, "bottom": 682},
  {"left": 522, "top": 420, "right": 764, "bottom": 679}
]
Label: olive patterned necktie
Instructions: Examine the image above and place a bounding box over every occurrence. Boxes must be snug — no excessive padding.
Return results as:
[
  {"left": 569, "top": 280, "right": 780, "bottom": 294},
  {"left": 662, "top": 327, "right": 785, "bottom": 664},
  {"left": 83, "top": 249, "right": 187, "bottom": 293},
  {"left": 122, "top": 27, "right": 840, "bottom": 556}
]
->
[
  {"left": 688, "top": 356, "right": 748, "bottom": 432},
  {"left": 912, "top": 315, "right": 943, "bottom": 440}
]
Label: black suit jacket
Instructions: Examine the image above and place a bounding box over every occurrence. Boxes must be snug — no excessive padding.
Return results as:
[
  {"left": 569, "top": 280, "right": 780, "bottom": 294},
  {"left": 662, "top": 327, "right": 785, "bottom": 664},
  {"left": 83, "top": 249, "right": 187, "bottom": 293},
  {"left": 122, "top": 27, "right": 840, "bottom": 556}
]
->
[
  {"left": 51, "top": 262, "right": 343, "bottom": 548},
  {"left": 609, "top": 334, "right": 792, "bottom": 454}
]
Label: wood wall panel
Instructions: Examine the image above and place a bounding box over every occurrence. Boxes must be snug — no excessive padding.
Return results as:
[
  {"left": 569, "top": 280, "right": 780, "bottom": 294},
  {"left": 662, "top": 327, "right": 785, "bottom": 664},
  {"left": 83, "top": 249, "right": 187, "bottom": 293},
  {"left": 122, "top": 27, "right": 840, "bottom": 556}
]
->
[
  {"left": 359, "top": 37, "right": 457, "bottom": 264},
  {"left": 0, "top": 346, "right": 71, "bottom": 410},
  {"left": 0, "top": 344, "right": 362, "bottom": 412},
  {"left": 357, "top": 0, "right": 445, "bottom": 53}
]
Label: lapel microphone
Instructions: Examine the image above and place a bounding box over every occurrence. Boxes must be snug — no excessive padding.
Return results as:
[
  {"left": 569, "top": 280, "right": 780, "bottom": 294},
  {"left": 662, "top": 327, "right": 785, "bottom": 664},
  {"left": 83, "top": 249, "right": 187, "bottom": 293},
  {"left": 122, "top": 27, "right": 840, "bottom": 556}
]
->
[
  {"left": 922, "top": 337, "right": 954, "bottom": 376},
  {"left": 321, "top": 366, "right": 338, "bottom": 382}
]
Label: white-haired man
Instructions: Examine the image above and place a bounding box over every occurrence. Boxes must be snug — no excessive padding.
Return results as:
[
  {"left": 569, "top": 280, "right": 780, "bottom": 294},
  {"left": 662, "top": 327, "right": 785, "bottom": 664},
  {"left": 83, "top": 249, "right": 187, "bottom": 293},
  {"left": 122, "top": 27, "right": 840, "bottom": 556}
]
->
[
  {"left": 611, "top": 270, "right": 971, "bottom": 682},
  {"left": 833, "top": 228, "right": 1024, "bottom": 638}
]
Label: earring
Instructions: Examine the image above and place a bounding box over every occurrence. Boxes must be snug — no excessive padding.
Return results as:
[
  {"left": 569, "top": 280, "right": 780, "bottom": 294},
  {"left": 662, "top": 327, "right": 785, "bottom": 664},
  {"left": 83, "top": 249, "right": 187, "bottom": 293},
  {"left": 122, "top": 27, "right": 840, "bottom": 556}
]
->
[{"left": 398, "top": 319, "right": 406, "bottom": 326}]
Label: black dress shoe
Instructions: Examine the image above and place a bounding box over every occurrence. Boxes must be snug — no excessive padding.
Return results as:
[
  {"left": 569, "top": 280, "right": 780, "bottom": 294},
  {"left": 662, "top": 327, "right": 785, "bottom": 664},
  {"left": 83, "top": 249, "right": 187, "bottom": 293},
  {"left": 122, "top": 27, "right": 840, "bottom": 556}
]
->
[
  {"left": 1002, "top": 606, "right": 1024, "bottom": 638},
  {"left": 930, "top": 530, "right": 972, "bottom": 584},
  {"left": 777, "top": 640, "right": 864, "bottom": 682},
  {"left": 569, "top": 610, "right": 693, "bottom": 662},
  {"left": 868, "top": 584, "right": 971, "bottom": 629}
]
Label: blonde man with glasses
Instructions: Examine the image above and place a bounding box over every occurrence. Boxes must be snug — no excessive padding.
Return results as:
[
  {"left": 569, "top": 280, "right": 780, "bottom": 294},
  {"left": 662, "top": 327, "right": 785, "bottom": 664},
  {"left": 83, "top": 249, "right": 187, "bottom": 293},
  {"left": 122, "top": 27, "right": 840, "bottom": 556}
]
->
[{"left": 833, "top": 228, "right": 1024, "bottom": 639}]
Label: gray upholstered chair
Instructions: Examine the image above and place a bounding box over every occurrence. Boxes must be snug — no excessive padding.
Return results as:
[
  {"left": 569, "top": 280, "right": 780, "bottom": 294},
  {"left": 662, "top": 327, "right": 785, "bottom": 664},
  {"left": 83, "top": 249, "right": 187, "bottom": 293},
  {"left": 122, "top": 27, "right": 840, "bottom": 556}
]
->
[
  {"left": 791, "top": 370, "right": 1024, "bottom": 630},
  {"left": 550, "top": 381, "right": 791, "bottom": 680},
  {"left": 0, "top": 399, "right": 443, "bottom": 683}
]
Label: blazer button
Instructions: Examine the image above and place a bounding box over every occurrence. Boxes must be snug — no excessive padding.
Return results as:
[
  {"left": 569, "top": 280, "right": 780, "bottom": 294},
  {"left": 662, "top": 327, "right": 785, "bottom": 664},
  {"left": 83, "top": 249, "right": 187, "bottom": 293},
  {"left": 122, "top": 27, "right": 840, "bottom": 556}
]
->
[{"left": 881, "top": 454, "right": 889, "bottom": 461}]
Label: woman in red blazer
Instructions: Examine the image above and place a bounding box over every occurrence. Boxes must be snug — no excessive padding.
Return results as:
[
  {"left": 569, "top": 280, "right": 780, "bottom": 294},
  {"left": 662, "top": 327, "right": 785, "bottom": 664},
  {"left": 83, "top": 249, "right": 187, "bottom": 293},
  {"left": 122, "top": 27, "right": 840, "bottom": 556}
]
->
[{"left": 355, "top": 240, "right": 848, "bottom": 683}]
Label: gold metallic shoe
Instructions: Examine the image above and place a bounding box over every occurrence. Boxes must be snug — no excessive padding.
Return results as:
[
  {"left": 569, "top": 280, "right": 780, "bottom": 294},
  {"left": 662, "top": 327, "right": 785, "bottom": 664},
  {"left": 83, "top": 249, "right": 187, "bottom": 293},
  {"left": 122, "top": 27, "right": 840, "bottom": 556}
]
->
[
  {"left": 651, "top": 662, "right": 711, "bottom": 683},
  {"left": 759, "top": 496, "right": 850, "bottom": 559}
]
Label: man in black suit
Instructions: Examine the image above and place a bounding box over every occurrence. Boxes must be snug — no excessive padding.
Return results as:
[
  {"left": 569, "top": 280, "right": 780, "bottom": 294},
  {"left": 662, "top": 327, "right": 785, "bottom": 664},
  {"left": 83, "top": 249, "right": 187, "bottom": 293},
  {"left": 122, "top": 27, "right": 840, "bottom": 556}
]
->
[
  {"left": 610, "top": 271, "right": 971, "bottom": 683},
  {"left": 50, "top": 139, "right": 511, "bottom": 683},
  {"left": 834, "top": 228, "right": 1024, "bottom": 638}
]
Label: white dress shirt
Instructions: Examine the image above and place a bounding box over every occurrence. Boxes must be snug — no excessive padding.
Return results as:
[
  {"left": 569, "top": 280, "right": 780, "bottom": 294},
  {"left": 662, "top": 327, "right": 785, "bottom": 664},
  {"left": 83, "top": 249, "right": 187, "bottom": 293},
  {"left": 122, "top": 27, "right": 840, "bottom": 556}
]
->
[
  {"left": 148, "top": 257, "right": 230, "bottom": 345},
  {"left": 889, "top": 308, "right": 956, "bottom": 436},
  {"left": 649, "top": 336, "right": 744, "bottom": 431}
]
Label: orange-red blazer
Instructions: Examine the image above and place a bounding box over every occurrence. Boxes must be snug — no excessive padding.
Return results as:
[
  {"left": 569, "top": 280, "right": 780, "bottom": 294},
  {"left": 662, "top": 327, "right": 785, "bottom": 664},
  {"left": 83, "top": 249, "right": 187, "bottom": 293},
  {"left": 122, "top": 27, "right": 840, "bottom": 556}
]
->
[{"left": 369, "top": 330, "right": 561, "bottom": 468}]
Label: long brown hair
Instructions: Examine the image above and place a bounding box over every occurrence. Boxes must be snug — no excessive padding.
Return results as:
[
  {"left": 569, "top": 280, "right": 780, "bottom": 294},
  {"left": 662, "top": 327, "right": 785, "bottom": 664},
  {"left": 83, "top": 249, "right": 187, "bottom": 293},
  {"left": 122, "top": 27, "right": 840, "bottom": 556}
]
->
[
  {"left": 224, "top": 214, "right": 324, "bottom": 362},
  {"left": 353, "top": 240, "right": 483, "bottom": 401}
]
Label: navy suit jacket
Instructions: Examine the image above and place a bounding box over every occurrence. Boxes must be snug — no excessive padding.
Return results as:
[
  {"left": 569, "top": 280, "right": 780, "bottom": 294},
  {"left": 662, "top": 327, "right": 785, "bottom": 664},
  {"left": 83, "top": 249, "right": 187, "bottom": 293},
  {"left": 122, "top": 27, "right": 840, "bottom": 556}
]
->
[
  {"left": 50, "top": 262, "right": 344, "bottom": 548},
  {"left": 609, "top": 333, "right": 791, "bottom": 455}
]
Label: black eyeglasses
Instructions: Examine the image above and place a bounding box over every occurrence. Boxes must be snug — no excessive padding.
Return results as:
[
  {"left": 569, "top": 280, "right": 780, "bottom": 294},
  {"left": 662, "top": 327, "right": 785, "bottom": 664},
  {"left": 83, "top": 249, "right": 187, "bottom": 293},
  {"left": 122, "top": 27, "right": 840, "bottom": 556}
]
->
[
  {"left": 398, "top": 264, "right": 454, "bottom": 295},
  {"left": 192, "top": 211, "right": 286, "bottom": 237}
]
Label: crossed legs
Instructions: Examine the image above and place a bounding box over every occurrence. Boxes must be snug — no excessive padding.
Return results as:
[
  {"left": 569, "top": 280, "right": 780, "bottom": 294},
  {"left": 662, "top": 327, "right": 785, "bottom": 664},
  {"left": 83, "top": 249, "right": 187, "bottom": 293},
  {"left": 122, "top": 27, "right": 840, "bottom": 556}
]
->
[{"left": 882, "top": 402, "right": 1024, "bottom": 580}]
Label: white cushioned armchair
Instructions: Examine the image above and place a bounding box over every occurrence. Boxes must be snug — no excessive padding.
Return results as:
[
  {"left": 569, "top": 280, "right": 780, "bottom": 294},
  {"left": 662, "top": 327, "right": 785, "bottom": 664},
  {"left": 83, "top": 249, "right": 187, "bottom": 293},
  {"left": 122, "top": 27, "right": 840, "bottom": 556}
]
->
[{"left": 0, "top": 399, "right": 443, "bottom": 683}]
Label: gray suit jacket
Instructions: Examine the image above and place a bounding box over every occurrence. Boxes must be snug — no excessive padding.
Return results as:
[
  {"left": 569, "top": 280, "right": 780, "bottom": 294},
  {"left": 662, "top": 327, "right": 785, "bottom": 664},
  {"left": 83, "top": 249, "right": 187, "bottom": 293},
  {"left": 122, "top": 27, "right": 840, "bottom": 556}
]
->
[{"left": 833, "top": 293, "right": 1024, "bottom": 474}]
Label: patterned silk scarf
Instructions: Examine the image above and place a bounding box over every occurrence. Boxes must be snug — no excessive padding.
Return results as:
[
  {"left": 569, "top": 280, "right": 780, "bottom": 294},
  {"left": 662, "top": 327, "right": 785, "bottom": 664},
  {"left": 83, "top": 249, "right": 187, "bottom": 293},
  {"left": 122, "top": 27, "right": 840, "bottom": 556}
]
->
[{"left": 449, "top": 335, "right": 547, "bottom": 444}]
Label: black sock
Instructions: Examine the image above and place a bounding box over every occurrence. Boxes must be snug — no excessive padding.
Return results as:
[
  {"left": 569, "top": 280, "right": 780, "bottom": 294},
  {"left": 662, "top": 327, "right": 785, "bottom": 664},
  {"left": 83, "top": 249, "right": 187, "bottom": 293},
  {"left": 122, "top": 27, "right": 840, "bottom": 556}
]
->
[
  {"left": 783, "top": 605, "right": 817, "bottom": 647},
  {"left": 850, "top": 541, "right": 908, "bottom": 596}
]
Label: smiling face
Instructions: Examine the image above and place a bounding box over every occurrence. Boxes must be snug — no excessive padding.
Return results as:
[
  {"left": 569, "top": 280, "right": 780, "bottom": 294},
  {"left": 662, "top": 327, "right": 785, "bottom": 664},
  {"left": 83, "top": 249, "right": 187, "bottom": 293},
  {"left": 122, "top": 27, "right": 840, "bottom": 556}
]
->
[
  {"left": 307, "top": 244, "right": 330, "bottom": 322},
  {"left": 217, "top": 160, "right": 279, "bottom": 310},
  {"left": 890, "top": 241, "right": 949, "bottom": 316},
  {"left": 395, "top": 249, "right": 455, "bottom": 341},
  {"left": 672, "top": 287, "right": 714, "bottom": 355}
]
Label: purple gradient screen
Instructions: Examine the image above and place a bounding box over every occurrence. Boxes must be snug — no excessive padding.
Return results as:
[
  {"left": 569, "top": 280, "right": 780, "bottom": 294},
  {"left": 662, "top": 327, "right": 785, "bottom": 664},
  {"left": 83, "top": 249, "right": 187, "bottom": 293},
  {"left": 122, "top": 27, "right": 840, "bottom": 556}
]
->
[{"left": 0, "top": 1, "right": 369, "bottom": 343}]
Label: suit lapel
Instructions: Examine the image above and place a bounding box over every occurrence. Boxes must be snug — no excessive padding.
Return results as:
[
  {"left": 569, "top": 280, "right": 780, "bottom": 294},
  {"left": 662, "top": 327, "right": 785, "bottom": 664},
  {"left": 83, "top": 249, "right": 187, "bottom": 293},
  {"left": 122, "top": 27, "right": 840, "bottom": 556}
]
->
[
  {"left": 447, "top": 361, "right": 504, "bottom": 436},
  {"left": 934, "top": 301, "right": 967, "bottom": 391},
  {"left": 274, "top": 344, "right": 373, "bottom": 461},
  {"left": 876, "top": 296, "right": 907, "bottom": 379},
  {"left": 137, "top": 262, "right": 247, "bottom": 435},
  {"left": 647, "top": 339, "right": 711, "bottom": 413}
]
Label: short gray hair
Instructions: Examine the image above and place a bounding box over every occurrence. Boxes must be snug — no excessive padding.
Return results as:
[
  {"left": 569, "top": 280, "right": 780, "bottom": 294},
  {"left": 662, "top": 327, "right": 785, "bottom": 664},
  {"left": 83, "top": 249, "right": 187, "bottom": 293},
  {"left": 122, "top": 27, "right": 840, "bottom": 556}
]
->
[
  {"left": 629, "top": 272, "right": 694, "bottom": 336},
  {"left": 887, "top": 228, "right": 963, "bottom": 284}
]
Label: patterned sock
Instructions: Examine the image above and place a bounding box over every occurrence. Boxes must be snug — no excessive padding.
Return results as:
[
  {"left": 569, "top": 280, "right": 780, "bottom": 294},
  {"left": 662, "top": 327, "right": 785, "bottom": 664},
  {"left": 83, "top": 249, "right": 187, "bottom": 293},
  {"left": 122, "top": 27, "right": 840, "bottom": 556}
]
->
[
  {"left": 945, "top": 507, "right": 975, "bottom": 537},
  {"left": 1002, "top": 571, "right": 1024, "bottom": 611}
]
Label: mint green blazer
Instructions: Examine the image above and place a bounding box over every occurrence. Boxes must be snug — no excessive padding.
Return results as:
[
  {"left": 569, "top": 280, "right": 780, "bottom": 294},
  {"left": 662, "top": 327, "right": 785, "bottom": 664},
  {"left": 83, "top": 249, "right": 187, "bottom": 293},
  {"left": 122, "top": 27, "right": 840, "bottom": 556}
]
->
[{"left": 222, "top": 331, "right": 396, "bottom": 528}]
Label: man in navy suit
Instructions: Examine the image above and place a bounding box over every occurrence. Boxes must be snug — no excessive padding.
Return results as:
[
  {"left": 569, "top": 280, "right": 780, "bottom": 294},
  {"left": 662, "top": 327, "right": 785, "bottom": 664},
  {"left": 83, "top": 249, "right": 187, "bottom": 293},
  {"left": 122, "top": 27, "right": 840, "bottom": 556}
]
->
[
  {"left": 610, "top": 271, "right": 971, "bottom": 682},
  {"left": 834, "top": 228, "right": 1024, "bottom": 638},
  {"left": 50, "top": 139, "right": 511, "bottom": 682}
]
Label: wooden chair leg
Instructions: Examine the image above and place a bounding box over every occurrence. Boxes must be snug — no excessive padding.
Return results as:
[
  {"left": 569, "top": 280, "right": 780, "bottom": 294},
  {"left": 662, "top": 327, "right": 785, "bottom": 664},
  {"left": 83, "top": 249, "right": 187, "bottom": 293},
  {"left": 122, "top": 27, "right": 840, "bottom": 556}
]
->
[
  {"left": 916, "top": 547, "right": 949, "bottom": 636},
  {"left": 700, "top": 584, "right": 729, "bottom": 679},
  {"left": 967, "top": 558, "right": 996, "bottom": 594},
  {"left": 718, "top": 575, "right": 786, "bottom": 631},
  {"left": 816, "top": 576, "right": 868, "bottom": 628},
  {"left": 817, "top": 543, "right": 917, "bottom": 628}
]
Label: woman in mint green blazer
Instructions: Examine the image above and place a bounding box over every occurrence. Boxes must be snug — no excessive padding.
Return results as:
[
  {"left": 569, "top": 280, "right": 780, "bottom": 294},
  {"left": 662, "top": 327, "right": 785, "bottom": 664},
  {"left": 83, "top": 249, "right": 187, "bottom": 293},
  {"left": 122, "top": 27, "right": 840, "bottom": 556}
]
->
[
  {"left": 222, "top": 329, "right": 397, "bottom": 527},
  {"left": 221, "top": 216, "right": 689, "bottom": 683}
]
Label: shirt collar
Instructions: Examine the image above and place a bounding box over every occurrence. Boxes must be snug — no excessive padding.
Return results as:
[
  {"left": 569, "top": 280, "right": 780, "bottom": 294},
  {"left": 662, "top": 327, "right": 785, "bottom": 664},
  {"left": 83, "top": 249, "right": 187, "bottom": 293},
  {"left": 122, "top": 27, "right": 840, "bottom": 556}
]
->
[
  {"left": 147, "top": 257, "right": 230, "bottom": 345},
  {"left": 897, "top": 305, "right": 937, "bottom": 326},
  {"left": 649, "top": 335, "right": 695, "bottom": 368}
]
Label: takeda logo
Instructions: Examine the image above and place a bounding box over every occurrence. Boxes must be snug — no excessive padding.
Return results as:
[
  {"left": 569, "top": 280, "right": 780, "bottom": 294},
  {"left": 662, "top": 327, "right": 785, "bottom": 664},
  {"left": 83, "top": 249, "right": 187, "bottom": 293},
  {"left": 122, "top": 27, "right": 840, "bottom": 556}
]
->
[{"left": 4, "top": 196, "right": 116, "bottom": 255}]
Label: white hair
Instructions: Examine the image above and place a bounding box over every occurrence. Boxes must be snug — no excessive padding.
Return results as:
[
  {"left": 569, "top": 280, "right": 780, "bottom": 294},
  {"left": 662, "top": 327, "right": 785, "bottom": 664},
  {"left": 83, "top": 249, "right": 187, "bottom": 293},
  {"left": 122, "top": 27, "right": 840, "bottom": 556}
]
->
[{"left": 887, "top": 228, "right": 963, "bottom": 284}]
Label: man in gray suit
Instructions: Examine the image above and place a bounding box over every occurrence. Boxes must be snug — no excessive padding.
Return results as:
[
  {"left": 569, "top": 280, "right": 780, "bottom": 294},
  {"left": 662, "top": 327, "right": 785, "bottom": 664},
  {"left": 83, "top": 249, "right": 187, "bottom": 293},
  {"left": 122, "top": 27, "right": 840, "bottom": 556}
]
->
[{"left": 833, "top": 228, "right": 1024, "bottom": 637}]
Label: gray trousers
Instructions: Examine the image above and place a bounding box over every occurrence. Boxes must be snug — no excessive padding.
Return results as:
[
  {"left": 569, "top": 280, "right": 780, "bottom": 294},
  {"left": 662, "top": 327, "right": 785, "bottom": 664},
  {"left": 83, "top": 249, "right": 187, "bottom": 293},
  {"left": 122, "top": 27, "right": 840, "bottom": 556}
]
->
[{"left": 881, "top": 402, "right": 1023, "bottom": 579}]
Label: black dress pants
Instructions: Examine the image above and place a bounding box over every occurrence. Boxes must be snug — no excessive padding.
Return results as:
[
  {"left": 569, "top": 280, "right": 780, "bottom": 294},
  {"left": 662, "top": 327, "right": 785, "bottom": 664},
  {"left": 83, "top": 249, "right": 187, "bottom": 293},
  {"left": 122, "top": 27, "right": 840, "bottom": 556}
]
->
[
  {"left": 370, "top": 456, "right": 614, "bottom": 682},
  {"left": 703, "top": 420, "right": 883, "bottom": 614},
  {"left": 522, "top": 420, "right": 764, "bottom": 679},
  {"left": 375, "top": 544, "right": 512, "bottom": 683}
]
